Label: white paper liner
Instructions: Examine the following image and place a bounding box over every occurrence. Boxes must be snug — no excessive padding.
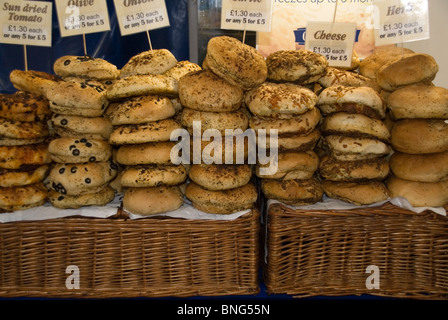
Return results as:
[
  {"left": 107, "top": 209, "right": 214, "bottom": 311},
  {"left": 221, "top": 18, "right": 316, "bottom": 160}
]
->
[
  {"left": 0, "top": 194, "right": 251, "bottom": 223},
  {"left": 267, "top": 196, "right": 447, "bottom": 216}
]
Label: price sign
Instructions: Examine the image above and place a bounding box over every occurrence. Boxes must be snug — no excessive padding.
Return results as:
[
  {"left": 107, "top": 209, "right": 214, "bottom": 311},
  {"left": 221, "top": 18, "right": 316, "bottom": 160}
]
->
[
  {"left": 373, "top": 0, "right": 429, "bottom": 46},
  {"left": 221, "top": 0, "right": 273, "bottom": 33},
  {"left": 305, "top": 21, "right": 357, "bottom": 68},
  {"left": 113, "top": 0, "right": 169, "bottom": 36},
  {"left": 55, "top": 0, "right": 110, "bottom": 37},
  {"left": 0, "top": 0, "right": 52, "bottom": 47}
]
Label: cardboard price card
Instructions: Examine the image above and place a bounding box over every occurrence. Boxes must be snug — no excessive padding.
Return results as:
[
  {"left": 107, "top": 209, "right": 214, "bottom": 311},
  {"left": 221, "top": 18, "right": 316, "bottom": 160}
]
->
[
  {"left": 0, "top": 0, "right": 52, "bottom": 46},
  {"left": 113, "top": 0, "right": 170, "bottom": 36},
  {"left": 55, "top": 0, "right": 110, "bottom": 37},
  {"left": 305, "top": 21, "right": 357, "bottom": 68},
  {"left": 221, "top": 0, "right": 273, "bottom": 33},
  {"left": 373, "top": 0, "right": 430, "bottom": 45}
]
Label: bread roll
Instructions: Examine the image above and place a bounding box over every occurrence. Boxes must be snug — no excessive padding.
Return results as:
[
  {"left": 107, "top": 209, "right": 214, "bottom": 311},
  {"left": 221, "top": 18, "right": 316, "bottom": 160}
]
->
[
  {"left": 256, "top": 151, "right": 319, "bottom": 180},
  {"left": 322, "top": 180, "right": 389, "bottom": 205},
  {"left": 51, "top": 114, "right": 113, "bottom": 141},
  {"left": 0, "top": 91, "right": 51, "bottom": 122},
  {"left": 53, "top": 55, "right": 119, "bottom": 80},
  {"left": 105, "top": 94, "right": 176, "bottom": 125},
  {"left": 316, "top": 85, "right": 386, "bottom": 119},
  {"left": 49, "top": 185, "right": 115, "bottom": 209},
  {"left": 377, "top": 53, "right": 438, "bottom": 91},
  {"left": 261, "top": 177, "right": 323, "bottom": 205},
  {"left": 120, "top": 164, "right": 187, "bottom": 188},
  {"left": 119, "top": 49, "right": 178, "bottom": 78},
  {"left": 322, "top": 135, "right": 391, "bottom": 161},
  {"left": 123, "top": 185, "right": 184, "bottom": 216},
  {"left": 0, "top": 143, "right": 50, "bottom": 170},
  {"left": 0, "top": 165, "right": 49, "bottom": 188},
  {"left": 386, "top": 176, "right": 448, "bottom": 207},
  {"left": 186, "top": 181, "right": 257, "bottom": 214},
  {"left": 317, "top": 67, "right": 381, "bottom": 92},
  {"left": 390, "top": 119, "right": 448, "bottom": 154},
  {"left": 0, "top": 182, "right": 47, "bottom": 212},
  {"left": 9, "top": 69, "right": 62, "bottom": 97},
  {"left": 178, "top": 69, "right": 244, "bottom": 112},
  {"left": 389, "top": 151, "right": 448, "bottom": 182},
  {"left": 188, "top": 164, "right": 252, "bottom": 190},
  {"left": 0, "top": 117, "right": 49, "bottom": 140},
  {"left": 48, "top": 137, "right": 112, "bottom": 163},
  {"left": 321, "top": 112, "right": 390, "bottom": 142},
  {"left": 204, "top": 36, "right": 267, "bottom": 90},
  {"left": 319, "top": 155, "right": 390, "bottom": 182},
  {"left": 266, "top": 49, "right": 328, "bottom": 84},
  {"left": 115, "top": 141, "right": 176, "bottom": 165},
  {"left": 245, "top": 82, "right": 318, "bottom": 118},
  {"left": 387, "top": 85, "right": 448, "bottom": 120}
]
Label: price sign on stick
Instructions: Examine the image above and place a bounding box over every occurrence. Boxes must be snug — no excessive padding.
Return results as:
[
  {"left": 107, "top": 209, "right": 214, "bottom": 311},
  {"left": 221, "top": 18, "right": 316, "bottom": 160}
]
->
[
  {"left": 113, "top": 0, "right": 170, "bottom": 37},
  {"left": 0, "top": 0, "right": 52, "bottom": 47},
  {"left": 221, "top": 0, "right": 273, "bottom": 33},
  {"left": 373, "top": 0, "right": 430, "bottom": 46},
  {"left": 305, "top": 21, "right": 357, "bottom": 68},
  {"left": 55, "top": 0, "right": 110, "bottom": 37}
]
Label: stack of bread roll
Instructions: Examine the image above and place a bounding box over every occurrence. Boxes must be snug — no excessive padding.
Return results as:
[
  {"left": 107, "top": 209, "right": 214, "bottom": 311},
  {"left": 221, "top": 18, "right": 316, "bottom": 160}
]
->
[
  {"left": 105, "top": 49, "right": 201, "bottom": 216},
  {"left": 245, "top": 49, "right": 325, "bottom": 206},
  {"left": 377, "top": 57, "right": 447, "bottom": 207},
  {"left": 43, "top": 55, "right": 119, "bottom": 209},
  {"left": 0, "top": 72, "right": 54, "bottom": 212},
  {"left": 316, "top": 85, "right": 391, "bottom": 205},
  {"left": 181, "top": 36, "right": 262, "bottom": 214}
]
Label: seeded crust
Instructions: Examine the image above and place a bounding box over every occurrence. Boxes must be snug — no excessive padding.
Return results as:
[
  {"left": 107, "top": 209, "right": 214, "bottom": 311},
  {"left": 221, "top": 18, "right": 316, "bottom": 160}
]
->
[
  {"left": 260, "top": 128, "right": 321, "bottom": 152},
  {"left": 9, "top": 70, "right": 62, "bottom": 97},
  {"left": 377, "top": 53, "right": 439, "bottom": 92},
  {"left": 0, "top": 165, "right": 49, "bottom": 188},
  {"left": 322, "top": 180, "right": 389, "bottom": 205},
  {"left": 321, "top": 112, "right": 390, "bottom": 142},
  {"left": 245, "top": 82, "right": 318, "bottom": 118},
  {"left": 119, "top": 49, "right": 178, "bottom": 78},
  {"left": 318, "top": 67, "right": 381, "bottom": 92},
  {"left": 115, "top": 141, "right": 176, "bottom": 166},
  {"left": 322, "top": 135, "right": 391, "bottom": 161},
  {"left": 188, "top": 164, "right": 252, "bottom": 190},
  {"left": 48, "top": 184, "right": 115, "bottom": 209},
  {"left": 0, "top": 91, "right": 51, "bottom": 122},
  {"left": 48, "top": 161, "right": 118, "bottom": 196},
  {"left": 0, "top": 182, "right": 48, "bottom": 212},
  {"left": 105, "top": 95, "right": 175, "bottom": 125},
  {"left": 109, "top": 118, "right": 182, "bottom": 145},
  {"left": 121, "top": 164, "right": 187, "bottom": 188},
  {"left": 204, "top": 36, "right": 267, "bottom": 90},
  {"left": 53, "top": 55, "right": 120, "bottom": 80},
  {"left": 261, "top": 177, "right": 323, "bottom": 205},
  {"left": 316, "top": 86, "right": 386, "bottom": 119},
  {"left": 178, "top": 69, "right": 244, "bottom": 112},
  {"left": 390, "top": 119, "right": 448, "bottom": 154},
  {"left": 46, "top": 79, "right": 109, "bottom": 117},
  {"left": 48, "top": 137, "right": 112, "bottom": 163},
  {"left": 387, "top": 85, "right": 448, "bottom": 120},
  {"left": 180, "top": 108, "right": 249, "bottom": 135},
  {"left": 0, "top": 117, "right": 49, "bottom": 140},
  {"left": 0, "top": 143, "right": 50, "bottom": 170},
  {"left": 123, "top": 185, "right": 184, "bottom": 216},
  {"left": 249, "top": 107, "right": 321, "bottom": 135},
  {"left": 266, "top": 50, "right": 328, "bottom": 84},
  {"left": 186, "top": 181, "right": 257, "bottom": 214},
  {"left": 51, "top": 114, "right": 113, "bottom": 141},
  {"left": 319, "top": 155, "right": 390, "bottom": 182},
  {"left": 257, "top": 151, "right": 319, "bottom": 180},
  {"left": 389, "top": 151, "right": 448, "bottom": 183}
]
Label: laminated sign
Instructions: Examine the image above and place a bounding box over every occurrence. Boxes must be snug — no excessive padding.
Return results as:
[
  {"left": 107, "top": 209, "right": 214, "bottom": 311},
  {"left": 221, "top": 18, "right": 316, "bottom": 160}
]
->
[
  {"left": 113, "top": 0, "right": 170, "bottom": 36},
  {"left": 221, "top": 0, "right": 273, "bottom": 33},
  {"left": 55, "top": 0, "right": 111, "bottom": 37},
  {"left": 373, "top": 0, "right": 430, "bottom": 45},
  {"left": 0, "top": 0, "right": 52, "bottom": 46}
]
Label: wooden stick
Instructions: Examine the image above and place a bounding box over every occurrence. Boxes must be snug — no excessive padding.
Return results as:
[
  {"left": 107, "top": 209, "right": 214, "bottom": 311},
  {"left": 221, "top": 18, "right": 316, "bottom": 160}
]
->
[
  {"left": 82, "top": 33, "right": 87, "bottom": 56},
  {"left": 146, "top": 30, "right": 153, "bottom": 51},
  {"left": 23, "top": 45, "right": 28, "bottom": 71}
]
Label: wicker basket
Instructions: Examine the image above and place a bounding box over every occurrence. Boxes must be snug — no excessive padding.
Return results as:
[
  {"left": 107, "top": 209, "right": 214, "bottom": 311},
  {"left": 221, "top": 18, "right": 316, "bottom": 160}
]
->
[
  {"left": 0, "top": 208, "right": 260, "bottom": 298},
  {"left": 263, "top": 202, "right": 448, "bottom": 300}
]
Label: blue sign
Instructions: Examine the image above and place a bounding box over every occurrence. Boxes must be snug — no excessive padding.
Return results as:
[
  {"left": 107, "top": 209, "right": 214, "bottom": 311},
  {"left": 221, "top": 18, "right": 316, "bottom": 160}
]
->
[{"left": 294, "top": 27, "right": 361, "bottom": 45}]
